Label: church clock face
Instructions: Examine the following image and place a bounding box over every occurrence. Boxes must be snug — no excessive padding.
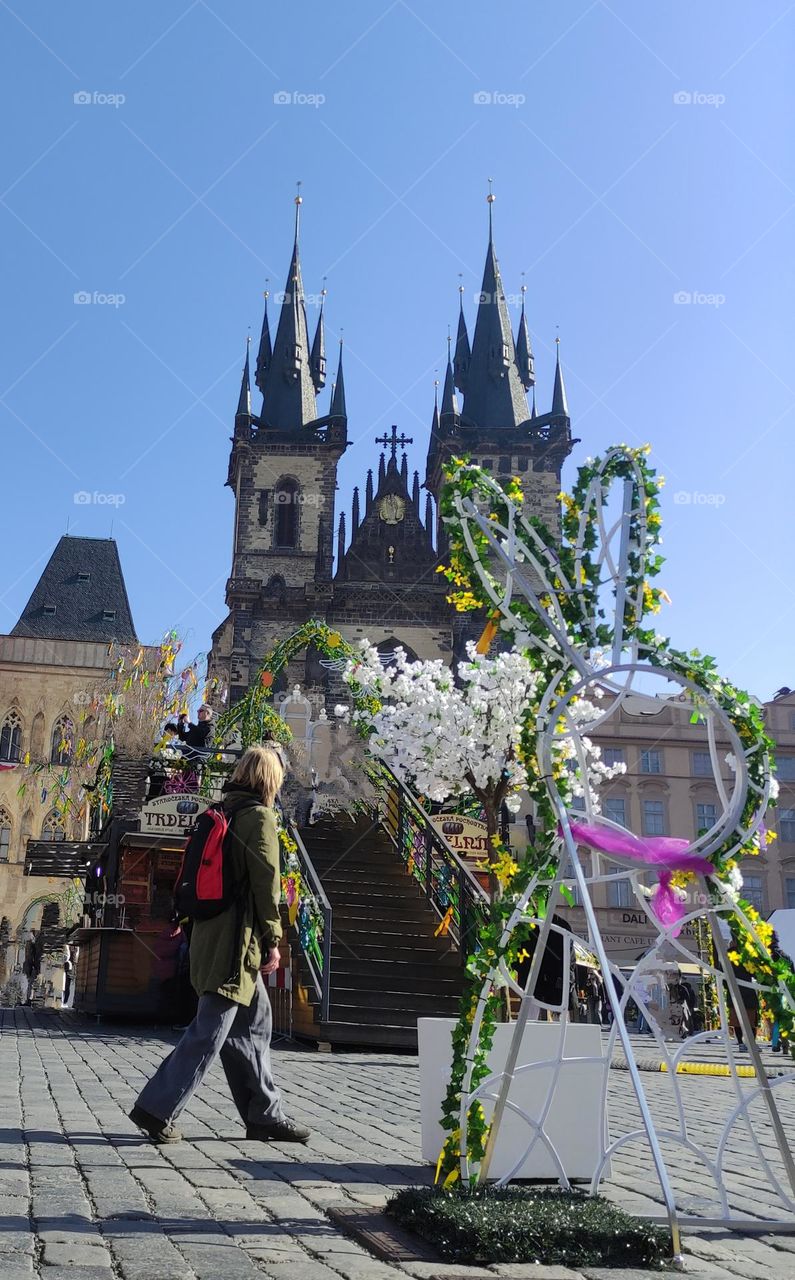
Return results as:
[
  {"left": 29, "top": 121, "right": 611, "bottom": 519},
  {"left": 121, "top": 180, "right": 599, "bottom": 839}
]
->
[{"left": 379, "top": 494, "right": 405, "bottom": 525}]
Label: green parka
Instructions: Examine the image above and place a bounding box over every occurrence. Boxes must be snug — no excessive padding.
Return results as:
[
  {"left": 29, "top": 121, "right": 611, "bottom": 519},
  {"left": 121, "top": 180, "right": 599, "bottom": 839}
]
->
[{"left": 188, "top": 785, "right": 282, "bottom": 1007}]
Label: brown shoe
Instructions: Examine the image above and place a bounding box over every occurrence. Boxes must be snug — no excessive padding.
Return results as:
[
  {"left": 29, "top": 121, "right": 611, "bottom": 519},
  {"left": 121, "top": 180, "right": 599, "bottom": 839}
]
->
[
  {"left": 246, "top": 1118, "right": 309, "bottom": 1143},
  {"left": 129, "top": 1104, "right": 182, "bottom": 1144}
]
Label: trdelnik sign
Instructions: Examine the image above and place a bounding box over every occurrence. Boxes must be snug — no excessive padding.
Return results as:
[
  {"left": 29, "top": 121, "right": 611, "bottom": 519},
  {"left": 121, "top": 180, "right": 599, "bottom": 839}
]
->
[
  {"left": 139, "top": 794, "right": 209, "bottom": 834},
  {"left": 432, "top": 815, "right": 489, "bottom": 857}
]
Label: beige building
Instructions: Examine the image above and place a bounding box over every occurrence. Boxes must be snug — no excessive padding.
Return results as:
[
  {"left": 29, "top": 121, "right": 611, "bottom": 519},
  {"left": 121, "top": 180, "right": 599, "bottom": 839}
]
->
[
  {"left": 559, "top": 685, "right": 795, "bottom": 963},
  {"left": 0, "top": 536, "right": 139, "bottom": 994}
]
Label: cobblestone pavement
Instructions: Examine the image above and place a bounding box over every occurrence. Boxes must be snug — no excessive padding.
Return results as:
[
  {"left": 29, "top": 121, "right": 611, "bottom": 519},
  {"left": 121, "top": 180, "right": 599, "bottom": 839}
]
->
[{"left": 2, "top": 1009, "right": 795, "bottom": 1279}]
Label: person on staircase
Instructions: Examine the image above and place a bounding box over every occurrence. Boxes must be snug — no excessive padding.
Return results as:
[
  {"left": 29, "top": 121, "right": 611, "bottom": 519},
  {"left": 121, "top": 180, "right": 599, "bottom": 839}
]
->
[{"left": 129, "top": 745, "right": 309, "bottom": 1146}]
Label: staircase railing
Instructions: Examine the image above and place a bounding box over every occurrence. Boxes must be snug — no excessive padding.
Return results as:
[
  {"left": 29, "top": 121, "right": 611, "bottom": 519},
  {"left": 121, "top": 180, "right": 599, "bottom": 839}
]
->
[
  {"left": 373, "top": 762, "right": 488, "bottom": 961},
  {"left": 285, "top": 821, "right": 332, "bottom": 1022}
]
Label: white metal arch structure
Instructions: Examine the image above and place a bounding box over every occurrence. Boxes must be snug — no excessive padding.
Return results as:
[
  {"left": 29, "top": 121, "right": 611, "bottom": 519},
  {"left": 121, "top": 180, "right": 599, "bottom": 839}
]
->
[{"left": 445, "top": 449, "right": 795, "bottom": 1255}]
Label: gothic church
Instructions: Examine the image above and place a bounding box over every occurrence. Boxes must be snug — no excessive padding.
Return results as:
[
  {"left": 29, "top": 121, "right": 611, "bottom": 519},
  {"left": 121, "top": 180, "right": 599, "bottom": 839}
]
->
[{"left": 210, "top": 196, "right": 574, "bottom": 702}]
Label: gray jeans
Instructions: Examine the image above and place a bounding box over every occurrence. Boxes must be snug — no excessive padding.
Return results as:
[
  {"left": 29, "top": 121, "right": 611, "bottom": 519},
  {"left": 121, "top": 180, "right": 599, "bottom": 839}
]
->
[{"left": 136, "top": 974, "right": 284, "bottom": 1127}]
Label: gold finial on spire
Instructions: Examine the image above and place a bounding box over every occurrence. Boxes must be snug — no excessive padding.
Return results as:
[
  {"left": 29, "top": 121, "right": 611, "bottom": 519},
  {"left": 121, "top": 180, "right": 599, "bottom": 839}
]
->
[{"left": 487, "top": 178, "right": 495, "bottom": 239}]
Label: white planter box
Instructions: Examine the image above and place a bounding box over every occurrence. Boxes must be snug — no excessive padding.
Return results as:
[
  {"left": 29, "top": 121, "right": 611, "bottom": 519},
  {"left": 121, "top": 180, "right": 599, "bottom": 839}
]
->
[{"left": 418, "top": 1017, "right": 609, "bottom": 1182}]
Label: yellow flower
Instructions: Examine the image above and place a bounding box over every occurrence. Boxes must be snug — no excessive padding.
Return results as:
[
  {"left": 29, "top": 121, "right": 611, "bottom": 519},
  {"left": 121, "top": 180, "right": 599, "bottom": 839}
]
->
[{"left": 727, "top": 950, "right": 741, "bottom": 965}]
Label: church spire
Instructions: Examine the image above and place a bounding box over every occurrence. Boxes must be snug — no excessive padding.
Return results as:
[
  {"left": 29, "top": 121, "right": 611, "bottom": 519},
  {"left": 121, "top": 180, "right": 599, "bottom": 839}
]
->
[
  {"left": 411, "top": 470, "right": 420, "bottom": 511},
  {"left": 515, "top": 282, "right": 535, "bottom": 390},
  {"left": 258, "top": 186, "right": 319, "bottom": 429},
  {"left": 337, "top": 512, "right": 346, "bottom": 566},
  {"left": 440, "top": 333, "right": 460, "bottom": 421},
  {"left": 351, "top": 486, "right": 360, "bottom": 532},
  {"left": 530, "top": 385, "right": 538, "bottom": 420},
  {"left": 551, "top": 335, "right": 569, "bottom": 417},
  {"left": 329, "top": 340, "right": 347, "bottom": 419},
  {"left": 310, "top": 285, "right": 327, "bottom": 391},
  {"left": 453, "top": 283, "right": 470, "bottom": 392},
  {"left": 424, "top": 492, "right": 434, "bottom": 546},
  {"left": 255, "top": 287, "right": 271, "bottom": 395},
  {"left": 365, "top": 468, "right": 374, "bottom": 512},
  {"left": 461, "top": 186, "right": 529, "bottom": 430},
  {"left": 235, "top": 336, "right": 251, "bottom": 421}
]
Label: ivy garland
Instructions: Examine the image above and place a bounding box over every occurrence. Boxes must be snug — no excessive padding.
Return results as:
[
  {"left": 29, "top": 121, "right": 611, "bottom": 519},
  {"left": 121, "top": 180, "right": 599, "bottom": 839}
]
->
[{"left": 433, "top": 445, "right": 793, "bottom": 1184}]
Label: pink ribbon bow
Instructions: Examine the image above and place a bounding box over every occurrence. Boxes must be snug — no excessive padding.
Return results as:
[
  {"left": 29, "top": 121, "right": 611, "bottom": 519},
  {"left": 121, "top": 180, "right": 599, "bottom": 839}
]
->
[{"left": 564, "top": 817, "right": 715, "bottom": 936}]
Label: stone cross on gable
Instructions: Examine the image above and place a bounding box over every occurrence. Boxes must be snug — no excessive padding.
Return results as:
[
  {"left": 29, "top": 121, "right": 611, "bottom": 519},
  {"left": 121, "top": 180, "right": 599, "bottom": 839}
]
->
[{"left": 375, "top": 424, "right": 413, "bottom": 460}]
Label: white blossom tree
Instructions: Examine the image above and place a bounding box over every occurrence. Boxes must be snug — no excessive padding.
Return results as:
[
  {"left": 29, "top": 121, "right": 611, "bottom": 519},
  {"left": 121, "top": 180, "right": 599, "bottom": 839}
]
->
[{"left": 338, "top": 641, "right": 623, "bottom": 898}]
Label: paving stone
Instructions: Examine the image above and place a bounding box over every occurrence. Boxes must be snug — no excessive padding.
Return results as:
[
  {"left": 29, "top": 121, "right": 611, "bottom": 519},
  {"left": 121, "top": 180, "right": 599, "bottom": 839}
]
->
[{"left": 41, "top": 1240, "right": 113, "bottom": 1267}]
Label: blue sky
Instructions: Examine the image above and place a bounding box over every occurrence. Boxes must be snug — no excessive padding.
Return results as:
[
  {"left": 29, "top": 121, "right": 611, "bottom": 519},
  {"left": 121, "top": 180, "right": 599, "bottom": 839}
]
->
[{"left": 0, "top": 2, "right": 792, "bottom": 699}]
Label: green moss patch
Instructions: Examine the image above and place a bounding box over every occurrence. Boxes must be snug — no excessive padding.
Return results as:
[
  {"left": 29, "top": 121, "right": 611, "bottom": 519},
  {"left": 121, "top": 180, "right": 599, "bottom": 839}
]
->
[{"left": 386, "top": 1185, "right": 671, "bottom": 1269}]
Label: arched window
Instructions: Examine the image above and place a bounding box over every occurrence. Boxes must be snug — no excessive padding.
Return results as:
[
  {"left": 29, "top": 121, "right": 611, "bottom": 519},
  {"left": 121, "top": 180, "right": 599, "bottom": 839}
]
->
[
  {"left": 0, "top": 806, "right": 11, "bottom": 862},
  {"left": 273, "top": 479, "right": 299, "bottom": 549},
  {"left": 0, "top": 709, "right": 22, "bottom": 762},
  {"left": 41, "top": 810, "right": 66, "bottom": 843},
  {"left": 50, "top": 715, "right": 74, "bottom": 766}
]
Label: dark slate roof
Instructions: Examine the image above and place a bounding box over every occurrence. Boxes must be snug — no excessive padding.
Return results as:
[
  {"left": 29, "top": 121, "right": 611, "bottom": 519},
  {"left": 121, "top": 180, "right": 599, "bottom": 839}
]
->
[{"left": 11, "top": 536, "right": 138, "bottom": 643}]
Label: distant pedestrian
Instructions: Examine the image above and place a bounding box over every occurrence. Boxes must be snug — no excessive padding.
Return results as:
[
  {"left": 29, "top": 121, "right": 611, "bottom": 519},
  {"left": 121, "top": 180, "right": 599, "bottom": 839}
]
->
[
  {"left": 725, "top": 957, "right": 759, "bottom": 1053},
  {"left": 130, "top": 745, "right": 309, "bottom": 1146}
]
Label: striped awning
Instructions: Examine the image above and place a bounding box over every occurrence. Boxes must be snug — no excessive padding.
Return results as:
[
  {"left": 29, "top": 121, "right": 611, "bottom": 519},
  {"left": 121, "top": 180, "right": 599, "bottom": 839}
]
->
[{"left": 24, "top": 839, "right": 104, "bottom": 879}]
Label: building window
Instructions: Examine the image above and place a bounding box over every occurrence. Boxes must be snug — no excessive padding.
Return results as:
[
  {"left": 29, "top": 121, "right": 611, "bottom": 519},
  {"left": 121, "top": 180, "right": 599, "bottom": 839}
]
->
[
  {"left": 43, "top": 605, "right": 56, "bottom": 617},
  {"left": 481, "top": 458, "right": 493, "bottom": 470},
  {"left": 642, "top": 799, "right": 666, "bottom": 836},
  {"left": 742, "top": 874, "right": 765, "bottom": 912},
  {"left": 779, "top": 808, "right": 795, "bottom": 842},
  {"left": 0, "top": 710, "right": 22, "bottom": 763},
  {"left": 696, "top": 802, "right": 717, "bottom": 833},
  {"left": 0, "top": 807, "right": 11, "bottom": 861},
  {"left": 786, "top": 877, "right": 795, "bottom": 909},
  {"left": 41, "top": 810, "right": 66, "bottom": 843},
  {"left": 273, "top": 479, "right": 299, "bottom": 548},
  {"left": 563, "top": 855, "right": 590, "bottom": 905},
  {"left": 258, "top": 490, "right": 269, "bottom": 526},
  {"left": 602, "top": 747, "right": 625, "bottom": 768},
  {"left": 77, "top": 572, "right": 91, "bottom": 583},
  {"left": 603, "top": 796, "right": 627, "bottom": 827},
  {"left": 517, "top": 457, "right": 528, "bottom": 473},
  {"left": 50, "top": 716, "right": 74, "bottom": 766},
  {"left": 640, "top": 749, "right": 662, "bottom": 774},
  {"left": 499, "top": 456, "right": 511, "bottom": 473},
  {"left": 692, "top": 750, "right": 713, "bottom": 777},
  {"left": 790, "top": 712, "right": 795, "bottom": 732},
  {"left": 607, "top": 874, "right": 634, "bottom": 909},
  {"left": 102, "top": 610, "right": 116, "bottom": 623},
  {"left": 776, "top": 755, "right": 795, "bottom": 782}
]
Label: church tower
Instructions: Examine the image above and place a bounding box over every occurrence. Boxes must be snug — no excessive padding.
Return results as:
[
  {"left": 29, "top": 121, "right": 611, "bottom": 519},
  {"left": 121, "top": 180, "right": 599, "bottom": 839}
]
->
[
  {"left": 425, "top": 191, "right": 574, "bottom": 547},
  {"left": 213, "top": 195, "right": 347, "bottom": 702}
]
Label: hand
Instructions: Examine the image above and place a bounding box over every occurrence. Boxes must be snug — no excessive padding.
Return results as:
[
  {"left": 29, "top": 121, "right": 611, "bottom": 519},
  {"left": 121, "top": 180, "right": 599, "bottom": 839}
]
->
[{"left": 261, "top": 945, "right": 281, "bottom": 976}]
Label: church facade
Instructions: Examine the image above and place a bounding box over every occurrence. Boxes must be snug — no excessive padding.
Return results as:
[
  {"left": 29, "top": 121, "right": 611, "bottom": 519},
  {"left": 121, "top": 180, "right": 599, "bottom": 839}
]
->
[{"left": 209, "top": 197, "right": 574, "bottom": 702}]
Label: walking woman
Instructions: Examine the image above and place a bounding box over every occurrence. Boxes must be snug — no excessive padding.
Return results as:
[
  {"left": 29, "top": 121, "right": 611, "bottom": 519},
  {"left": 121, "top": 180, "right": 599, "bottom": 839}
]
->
[{"left": 130, "top": 745, "right": 309, "bottom": 1145}]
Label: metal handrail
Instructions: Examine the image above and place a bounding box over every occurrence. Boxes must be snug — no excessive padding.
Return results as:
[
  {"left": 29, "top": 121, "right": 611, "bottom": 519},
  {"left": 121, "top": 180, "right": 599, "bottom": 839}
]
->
[
  {"left": 373, "top": 761, "right": 488, "bottom": 960},
  {"left": 285, "top": 820, "right": 332, "bottom": 1023}
]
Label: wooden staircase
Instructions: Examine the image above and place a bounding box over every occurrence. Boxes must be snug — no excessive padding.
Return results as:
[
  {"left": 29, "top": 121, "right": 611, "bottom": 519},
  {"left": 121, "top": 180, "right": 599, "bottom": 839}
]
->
[{"left": 290, "top": 814, "right": 469, "bottom": 1050}]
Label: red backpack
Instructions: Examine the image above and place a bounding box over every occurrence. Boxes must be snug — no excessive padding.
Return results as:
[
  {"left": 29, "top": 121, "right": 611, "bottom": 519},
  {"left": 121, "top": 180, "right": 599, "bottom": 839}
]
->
[{"left": 173, "top": 800, "right": 257, "bottom": 922}]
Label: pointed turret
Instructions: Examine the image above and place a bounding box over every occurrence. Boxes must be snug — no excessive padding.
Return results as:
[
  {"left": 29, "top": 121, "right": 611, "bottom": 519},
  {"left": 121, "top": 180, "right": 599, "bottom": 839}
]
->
[
  {"left": 551, "top": 336, "right": 569, "bottom": 417},
  {"left": 461, "top": 190, "right": 529, "bottom": 430},
  {"left": 515, "top": 284, "right": 535, "bottom": 390},
  {"left": 453, "top": 285, "right": 471, "bottom": 392},
  {"left": 258, "top": 191, "right": 318, "bottom": 430},
  {"left": 440, "top": 337, "right": 460, "bottom": 422},
  {"left": 255, "top": 289, "right": 272, "bottom": 395},
  {"left": 337, "top": 512, "right": 346, "bottom": 566},
  {"left": 351, "top": 486, "right": 360, "bottom": 532},
  {"left": 400, "top": 452, "right": 408, "bottom": 487},
  {"left": 378, "top": 453, "right": 386, "bottom": 487},
  {"left": 424, "top": 492, "right": 434, "bottom": 546},
  {"left": 329, "top": 341, "right": 347, "bottom": 420},
  {"left": 412, "top": 471, "right": 420, "bottom": 511},
  {"left": 530, "top": 386, "right": 538, "bottom": 420},
  {"left": 365, "top": 469, "right": 374, "bottom": 512},
  {"left": 310, "top": 288, "right": 327, "bottom": 391},
  {"left": 235, "top": 337, "right": 251, "bottom": 423}
]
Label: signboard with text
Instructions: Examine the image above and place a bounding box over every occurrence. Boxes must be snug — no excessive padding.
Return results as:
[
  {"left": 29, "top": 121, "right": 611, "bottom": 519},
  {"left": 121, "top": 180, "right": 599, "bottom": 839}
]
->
[
  {"left": 139, "top": 793, "right": 209, "bottom": 835},
  {"left": 432, "top": 815, "right": 490, "bottom": 858}
]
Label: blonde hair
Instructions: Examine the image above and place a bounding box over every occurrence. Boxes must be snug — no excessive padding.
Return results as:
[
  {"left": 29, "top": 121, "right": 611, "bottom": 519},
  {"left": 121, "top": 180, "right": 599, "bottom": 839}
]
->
[{"left": 229, "top": 745, "right": 284, "bottom": 806}]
